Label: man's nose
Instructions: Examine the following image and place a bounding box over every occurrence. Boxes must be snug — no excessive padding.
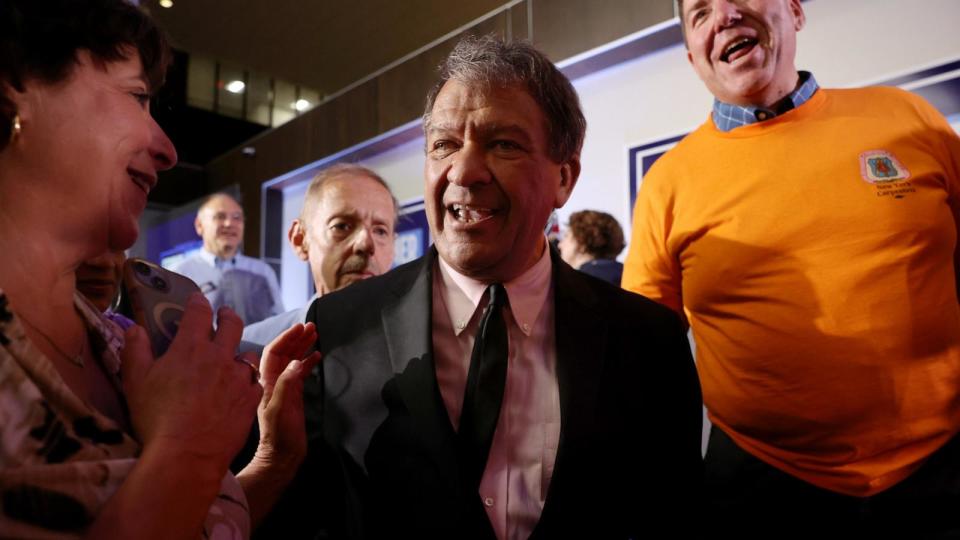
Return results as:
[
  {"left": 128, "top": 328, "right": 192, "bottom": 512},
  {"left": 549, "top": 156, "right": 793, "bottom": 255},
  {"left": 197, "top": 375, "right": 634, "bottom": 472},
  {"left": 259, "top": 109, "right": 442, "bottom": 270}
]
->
[
  {"left": 353, "top": 225, "right": 375, "bottom": 256},
  {"left": 445, "top": 142, "right": 492, "bottom": 188},
  {"left": 712, "top": 0, "right": 743, "bottom": 30}
]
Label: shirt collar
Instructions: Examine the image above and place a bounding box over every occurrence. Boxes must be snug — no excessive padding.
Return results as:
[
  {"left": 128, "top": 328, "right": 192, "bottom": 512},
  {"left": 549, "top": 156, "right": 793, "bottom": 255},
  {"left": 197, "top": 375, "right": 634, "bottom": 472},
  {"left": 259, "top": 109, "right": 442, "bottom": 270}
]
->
[
  {"left": 712, "top": 71, "right": 819, "bottom": 132},
  {"left": 437, "top": 241, "right": 553, "bottom": 337},
  {"left": 199, "top": 247, "right": 236, "bottom": 268},
  {"left": 293, "top": 295, "right": 319, "bottom": 326}
]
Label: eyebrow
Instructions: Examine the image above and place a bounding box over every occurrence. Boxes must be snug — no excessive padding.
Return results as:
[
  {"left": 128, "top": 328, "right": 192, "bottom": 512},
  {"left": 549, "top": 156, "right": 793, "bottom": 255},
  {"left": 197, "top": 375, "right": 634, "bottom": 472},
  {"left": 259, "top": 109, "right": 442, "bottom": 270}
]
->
[
  {"left": 118, "top": 69, "right": 152, "bottom": 94},
  {"left": 326, "top": 210, "right": 394, "bottom": 229},
  {"left": 426, "top": 122, "right": 534, "bottom": 145},
  {"left": 372, "top": 216, "right": 393, "bottom": 228},
  {"left": 685, "top": 0, "right": 707, "bottom": 15},
  {"left": 326, "top": 209, "right": 359, "bottom": 223},
  {"left": 480, "top": 123, "right": 534, "bottom": 145}
]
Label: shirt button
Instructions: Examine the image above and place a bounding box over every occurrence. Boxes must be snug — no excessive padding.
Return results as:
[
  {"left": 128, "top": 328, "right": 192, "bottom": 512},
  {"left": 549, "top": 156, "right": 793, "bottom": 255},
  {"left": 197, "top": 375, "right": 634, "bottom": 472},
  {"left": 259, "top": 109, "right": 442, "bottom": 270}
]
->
[
  {"left": 456, "top": 320, "right": 466, "bottom": 330},
  {"left": 483, "top": 497, "right": 494, "bottom": 507},
  {"left": 522, "top": 323, "right": 530, "bottom": 332},
  {"left": 756, "top": 111, "right": 769, "bottom": 120}
]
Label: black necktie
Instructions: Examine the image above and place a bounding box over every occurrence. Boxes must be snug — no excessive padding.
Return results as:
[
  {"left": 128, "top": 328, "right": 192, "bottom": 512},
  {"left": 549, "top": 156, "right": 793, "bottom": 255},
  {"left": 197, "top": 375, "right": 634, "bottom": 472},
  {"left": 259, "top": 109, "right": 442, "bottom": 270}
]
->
[{"left": 458, "top": 283, "right": 509, "bottom": 489}]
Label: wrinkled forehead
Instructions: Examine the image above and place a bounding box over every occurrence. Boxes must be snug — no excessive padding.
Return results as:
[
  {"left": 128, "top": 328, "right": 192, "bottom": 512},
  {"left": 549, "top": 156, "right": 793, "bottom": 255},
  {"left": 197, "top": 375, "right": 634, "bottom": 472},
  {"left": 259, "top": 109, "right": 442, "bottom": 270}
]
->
[
  {"left": 429, "top": 78, "right": 537, "bottom": 118},
  {"left": 681, "top": 0, "right": 794, "bottom": 17},
  {"left": 313, "top": 175, "right": 397, "bottom": 222},
  {"left": 427, "top": 80, "right": 547, "bottom": 136}
]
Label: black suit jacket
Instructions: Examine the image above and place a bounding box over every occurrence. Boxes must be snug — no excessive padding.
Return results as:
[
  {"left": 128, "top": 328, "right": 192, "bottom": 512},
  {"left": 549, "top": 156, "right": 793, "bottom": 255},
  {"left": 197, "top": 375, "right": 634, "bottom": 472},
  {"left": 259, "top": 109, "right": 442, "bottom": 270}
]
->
[{"left": 262, "top": 248, "right": 702, "bottom": 539}]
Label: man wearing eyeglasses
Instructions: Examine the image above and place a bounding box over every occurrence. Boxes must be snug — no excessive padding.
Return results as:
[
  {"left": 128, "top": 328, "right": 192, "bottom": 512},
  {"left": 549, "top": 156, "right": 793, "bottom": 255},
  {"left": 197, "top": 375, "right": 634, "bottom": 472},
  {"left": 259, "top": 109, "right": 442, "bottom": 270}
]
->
[{"left": 171, "top": 192, "right": 284, "bottom": 325}]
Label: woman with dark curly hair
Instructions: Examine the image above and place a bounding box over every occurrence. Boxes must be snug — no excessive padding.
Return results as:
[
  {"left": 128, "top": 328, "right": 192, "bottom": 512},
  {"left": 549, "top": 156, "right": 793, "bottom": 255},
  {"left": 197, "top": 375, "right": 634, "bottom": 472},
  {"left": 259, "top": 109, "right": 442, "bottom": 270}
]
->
[
  {"left": 0, "top": 1, "right": 318, "bottom": 538},
  {"left": 558, "top": 210, "right": 626, "bottom": 285}
]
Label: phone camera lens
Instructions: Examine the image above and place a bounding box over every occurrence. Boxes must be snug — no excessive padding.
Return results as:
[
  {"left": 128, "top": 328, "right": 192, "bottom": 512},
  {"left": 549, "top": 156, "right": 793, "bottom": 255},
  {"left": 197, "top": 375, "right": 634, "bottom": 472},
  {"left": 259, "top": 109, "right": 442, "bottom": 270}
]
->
[
  {"left": 151, "top": 276, "right": 168, "bottom": 291},
  {"left": 133, "top": 261, "right": 151, "bottom": 275}
]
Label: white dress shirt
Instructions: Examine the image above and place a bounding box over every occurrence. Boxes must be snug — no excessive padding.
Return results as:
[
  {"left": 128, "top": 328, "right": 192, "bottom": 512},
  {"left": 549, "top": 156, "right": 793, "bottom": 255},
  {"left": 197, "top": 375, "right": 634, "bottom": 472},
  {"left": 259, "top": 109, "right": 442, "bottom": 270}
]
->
[
  {"left": 432, "top": 245, "right": 560, "bottom": 540},
  {"left": 170, "top": 249, "right": 284, "bottom": 325},
  {"left": 241, "top": 293, "right": 317, "bottom": 347}
]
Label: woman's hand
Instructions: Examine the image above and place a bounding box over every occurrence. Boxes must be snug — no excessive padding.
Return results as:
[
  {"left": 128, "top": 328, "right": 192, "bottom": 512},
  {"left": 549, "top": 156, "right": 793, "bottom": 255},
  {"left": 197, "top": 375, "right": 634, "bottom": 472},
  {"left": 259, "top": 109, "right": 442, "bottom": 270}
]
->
[
  {"left": 236, "top": 322, "right": 321, "bottom": 528},
  {"left": 92, "top": 293, "right": 263, "bottom": 540},
  {"left": 120, "top": 293, "right": 262, "bottom": 472},
  {"left": 250, "top": 322, "right": 321, "bottom": 475}
]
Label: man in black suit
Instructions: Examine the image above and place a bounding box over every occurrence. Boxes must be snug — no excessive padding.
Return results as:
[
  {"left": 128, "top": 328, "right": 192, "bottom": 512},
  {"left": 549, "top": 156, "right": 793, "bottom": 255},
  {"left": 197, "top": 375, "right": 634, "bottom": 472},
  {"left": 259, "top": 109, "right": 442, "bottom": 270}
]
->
[{"left": 277, "top": 35, "right": 702, "bottom": 539}]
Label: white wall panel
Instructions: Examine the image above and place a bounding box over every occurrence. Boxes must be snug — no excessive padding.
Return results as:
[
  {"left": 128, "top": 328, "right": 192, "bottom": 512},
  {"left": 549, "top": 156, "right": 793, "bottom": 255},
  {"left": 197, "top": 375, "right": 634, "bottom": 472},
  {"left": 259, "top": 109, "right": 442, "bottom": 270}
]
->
[{"left": 275, "top": 0, "right": 960, "bottom": 301}]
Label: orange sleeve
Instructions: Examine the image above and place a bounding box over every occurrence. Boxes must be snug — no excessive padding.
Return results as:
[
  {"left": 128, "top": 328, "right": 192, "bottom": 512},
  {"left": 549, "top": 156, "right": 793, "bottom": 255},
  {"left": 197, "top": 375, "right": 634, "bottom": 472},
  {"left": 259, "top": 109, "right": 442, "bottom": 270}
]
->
[
  {"left": 908, "top": 90, "right": 960, "bottom": 299},
  {"left": 622, "top": 160, "right": 685, "bottom": 320}
]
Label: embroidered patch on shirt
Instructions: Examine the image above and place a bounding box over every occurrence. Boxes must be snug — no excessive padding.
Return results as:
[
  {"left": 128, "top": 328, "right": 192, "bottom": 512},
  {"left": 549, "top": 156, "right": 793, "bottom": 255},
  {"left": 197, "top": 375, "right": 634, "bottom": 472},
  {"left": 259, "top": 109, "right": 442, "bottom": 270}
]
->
[{"left": 859, "top": 150, "right": 910, "bottom": 183}]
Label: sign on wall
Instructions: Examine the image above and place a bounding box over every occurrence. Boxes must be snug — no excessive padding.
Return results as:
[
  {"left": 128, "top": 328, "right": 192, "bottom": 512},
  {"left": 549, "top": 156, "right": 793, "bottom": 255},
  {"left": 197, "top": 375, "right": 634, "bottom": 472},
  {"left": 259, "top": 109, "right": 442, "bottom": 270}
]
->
[{"left": 394, "top": 200, "right": 430, "bottom": 266}]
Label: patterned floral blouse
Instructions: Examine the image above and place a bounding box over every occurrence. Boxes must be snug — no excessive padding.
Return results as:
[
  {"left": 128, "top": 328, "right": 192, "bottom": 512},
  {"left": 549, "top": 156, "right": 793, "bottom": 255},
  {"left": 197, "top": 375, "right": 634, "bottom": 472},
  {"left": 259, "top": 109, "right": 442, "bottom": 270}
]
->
[{"left": 0, "top": 290, "right": 250, "bottom": 539}]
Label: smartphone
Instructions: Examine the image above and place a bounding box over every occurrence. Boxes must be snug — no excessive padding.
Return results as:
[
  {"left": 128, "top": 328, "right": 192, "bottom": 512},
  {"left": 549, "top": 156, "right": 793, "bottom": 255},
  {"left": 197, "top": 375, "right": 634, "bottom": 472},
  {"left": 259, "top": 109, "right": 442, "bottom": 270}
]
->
[{"left": 120, "top": 258, "right": 203, "bottom": 357}]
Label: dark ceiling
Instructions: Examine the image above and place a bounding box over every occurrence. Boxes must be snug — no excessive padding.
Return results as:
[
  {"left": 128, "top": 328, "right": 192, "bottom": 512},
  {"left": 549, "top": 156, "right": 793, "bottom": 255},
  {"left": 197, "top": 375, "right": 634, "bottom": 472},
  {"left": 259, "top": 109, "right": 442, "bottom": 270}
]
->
[
  {"left": 144, "top": 0, "right": 509, "bottom": 97},
  {"left": 141, "top": 0, "right": 516, "bottom": 208}
]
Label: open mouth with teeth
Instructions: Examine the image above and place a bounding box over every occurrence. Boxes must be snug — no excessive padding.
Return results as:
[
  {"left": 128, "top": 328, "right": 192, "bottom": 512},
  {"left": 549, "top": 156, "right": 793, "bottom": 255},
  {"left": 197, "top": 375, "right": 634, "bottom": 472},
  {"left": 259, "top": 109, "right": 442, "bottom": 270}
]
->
[
  {"left": 447, "top": 203, "right": 497, "bottom": 224},
  {"left": 128, "top": 169, "right": 155, "bottom": 195},
  {"left": 720, "top": 37, "right": 759, "bottom": 63}
]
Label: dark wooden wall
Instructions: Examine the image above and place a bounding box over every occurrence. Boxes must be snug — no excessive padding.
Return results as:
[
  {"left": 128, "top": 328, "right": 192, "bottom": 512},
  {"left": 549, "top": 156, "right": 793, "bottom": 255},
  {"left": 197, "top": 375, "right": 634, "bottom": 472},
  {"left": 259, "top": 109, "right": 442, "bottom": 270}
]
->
[{"left": 206, "top": 0, "right": 677, "bottom": 256}]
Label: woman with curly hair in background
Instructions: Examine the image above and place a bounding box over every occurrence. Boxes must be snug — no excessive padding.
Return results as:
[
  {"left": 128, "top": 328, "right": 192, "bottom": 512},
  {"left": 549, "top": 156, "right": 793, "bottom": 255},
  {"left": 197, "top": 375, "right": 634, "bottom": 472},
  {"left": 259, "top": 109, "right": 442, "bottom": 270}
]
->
[{"left": 559, "top": 210, "right": 626, "bottom": 286}]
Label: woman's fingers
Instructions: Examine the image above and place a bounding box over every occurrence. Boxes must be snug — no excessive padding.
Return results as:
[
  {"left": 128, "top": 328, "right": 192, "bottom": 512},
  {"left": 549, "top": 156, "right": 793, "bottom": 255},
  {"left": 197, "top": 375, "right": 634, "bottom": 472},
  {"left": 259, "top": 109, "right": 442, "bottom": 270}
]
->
[
  {"left": 263, "top": 323, "right": 305, "bottom": 359},
  {"left": 172, "top": 292, "right": 215, "bottom": 342},
  {"left": 124, "top": 293, "right": 262, "bottom": 457},
  {"left": 292, "top": 323, "right": 318, "bottom": 357},
  {"left": 212, "top": 306, "right": 244, "bottom": 352},
  {"left": 258, "top": 323, "right": 321, "bottom": 406},
  {"left": 265, "top": 359, "right": 303, "bottom": 411},
  {"left": 301, "top": 350, "right": 322, "bottom": 378},
  {"left": 120, "top": 325, "right": 153, "bottom": 395},
  {"left": 265, "top": 351, "right": 321, "bottom": 406}
]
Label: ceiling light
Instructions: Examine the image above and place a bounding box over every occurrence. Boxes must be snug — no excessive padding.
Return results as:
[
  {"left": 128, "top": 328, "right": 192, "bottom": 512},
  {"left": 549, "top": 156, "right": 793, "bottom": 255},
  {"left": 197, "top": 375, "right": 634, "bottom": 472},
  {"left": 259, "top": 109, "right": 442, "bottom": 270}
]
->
[
  {"left": 225, "top": 80, "right": 246, "bottom": 94},
  {"left": 294, "top": 99, "right": 311, "bottom": 112},
  {"left": 159, "top": 0, "right": 173, "bottom": 8}
]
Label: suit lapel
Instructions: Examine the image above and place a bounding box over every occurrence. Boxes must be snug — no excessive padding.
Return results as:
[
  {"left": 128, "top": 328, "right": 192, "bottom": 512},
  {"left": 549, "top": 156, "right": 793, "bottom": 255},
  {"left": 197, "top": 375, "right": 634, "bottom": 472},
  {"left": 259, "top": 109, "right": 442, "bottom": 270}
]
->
[
  {"left": 379, "top": 249, "right": 461, "bottom": 484},
  {"left": 381, "top": 253, "right": 432, "bottom": 374},
  {"left": 536, "top": 250, "right": 609, "bottom": 531}
]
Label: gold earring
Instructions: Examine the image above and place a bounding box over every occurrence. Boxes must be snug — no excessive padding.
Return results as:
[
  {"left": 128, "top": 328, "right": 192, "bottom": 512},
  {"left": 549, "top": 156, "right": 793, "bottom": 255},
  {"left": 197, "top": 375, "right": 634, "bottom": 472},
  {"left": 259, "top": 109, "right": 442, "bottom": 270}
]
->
[{"left": 9, "top": 114, "right": 21, "bottom": 145}]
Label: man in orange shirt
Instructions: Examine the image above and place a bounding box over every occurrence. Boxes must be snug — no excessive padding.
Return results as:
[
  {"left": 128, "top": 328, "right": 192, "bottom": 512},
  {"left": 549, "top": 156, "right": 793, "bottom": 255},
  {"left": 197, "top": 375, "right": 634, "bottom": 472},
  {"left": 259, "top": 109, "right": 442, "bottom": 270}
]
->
[{"left": 623, "top": 0, "right": 960, "bottom": 536}]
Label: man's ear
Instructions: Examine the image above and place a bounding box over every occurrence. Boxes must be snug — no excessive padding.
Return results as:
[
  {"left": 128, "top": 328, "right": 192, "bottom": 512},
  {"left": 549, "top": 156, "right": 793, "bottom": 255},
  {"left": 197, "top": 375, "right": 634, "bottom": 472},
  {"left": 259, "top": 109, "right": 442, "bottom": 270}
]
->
[
  {"left": 194, "top": 215, "right": 204, "bottom": 238},
  {"left": 554, "top": 155, "right": 581, "bottom": 209},
  {"left": 288, "top": 219, "right": 309, "bottom": 262},
  {"left": 790, "top": 0, "right": 806, "bottom": 31}
]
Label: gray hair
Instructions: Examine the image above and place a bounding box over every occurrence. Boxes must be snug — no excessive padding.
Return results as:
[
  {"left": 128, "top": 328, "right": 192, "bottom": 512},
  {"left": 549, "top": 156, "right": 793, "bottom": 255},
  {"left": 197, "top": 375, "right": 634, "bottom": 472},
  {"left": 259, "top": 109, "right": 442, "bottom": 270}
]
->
[
  {"left": 300, "top": 163, "right": 398, "bottom": 226},
  {"left": 423, "top": 35, "right": 586, "bottom": 164}
]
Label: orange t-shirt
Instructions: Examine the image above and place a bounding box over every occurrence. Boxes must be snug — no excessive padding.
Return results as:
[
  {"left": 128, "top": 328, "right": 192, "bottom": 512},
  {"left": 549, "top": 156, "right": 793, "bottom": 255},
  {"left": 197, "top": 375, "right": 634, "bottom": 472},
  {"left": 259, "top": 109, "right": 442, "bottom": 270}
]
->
[{"left": 623, "top": 87, "right": 960, "bottom": 496}]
